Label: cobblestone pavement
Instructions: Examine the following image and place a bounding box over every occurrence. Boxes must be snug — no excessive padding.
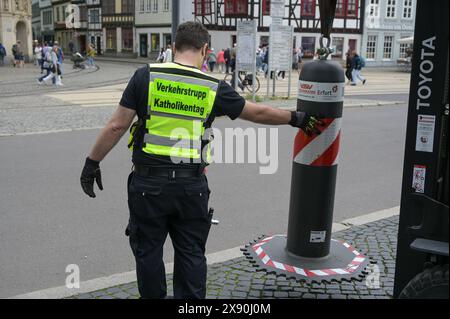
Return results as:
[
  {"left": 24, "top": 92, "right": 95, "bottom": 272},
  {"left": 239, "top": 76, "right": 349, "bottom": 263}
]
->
[{"left": 68, "top": 216, "right": 398, "bottom": 300}]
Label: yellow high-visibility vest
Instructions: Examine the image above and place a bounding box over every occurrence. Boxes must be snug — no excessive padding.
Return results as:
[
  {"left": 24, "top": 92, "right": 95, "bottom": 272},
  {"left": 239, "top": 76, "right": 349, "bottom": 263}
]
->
[{"left": 129, "top": 62, "right": 218, "bottom": 164}]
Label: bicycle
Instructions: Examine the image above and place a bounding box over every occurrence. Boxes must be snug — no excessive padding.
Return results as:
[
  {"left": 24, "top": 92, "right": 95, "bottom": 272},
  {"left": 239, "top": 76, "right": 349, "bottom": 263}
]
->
[{"left": 223, "top": 71, "right": 261, "bottom": 93}]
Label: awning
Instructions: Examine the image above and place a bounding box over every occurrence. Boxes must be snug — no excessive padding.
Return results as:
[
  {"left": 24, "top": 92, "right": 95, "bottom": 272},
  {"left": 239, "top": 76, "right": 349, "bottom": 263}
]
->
[{"left": 397, "top": 37, "right": 414, "bottom": 44}]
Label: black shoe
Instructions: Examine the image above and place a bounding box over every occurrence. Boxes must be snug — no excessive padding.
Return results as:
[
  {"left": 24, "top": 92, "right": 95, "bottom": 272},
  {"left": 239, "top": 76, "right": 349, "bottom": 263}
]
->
[{"left": 363, "top": 79, "right": 366, "bottom": 85}]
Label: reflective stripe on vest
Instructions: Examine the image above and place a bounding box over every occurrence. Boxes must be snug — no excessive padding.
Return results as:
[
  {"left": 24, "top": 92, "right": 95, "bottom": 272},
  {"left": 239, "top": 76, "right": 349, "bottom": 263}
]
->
[{"left": 138, "top": 63, "right": 218, "bottom": 162}]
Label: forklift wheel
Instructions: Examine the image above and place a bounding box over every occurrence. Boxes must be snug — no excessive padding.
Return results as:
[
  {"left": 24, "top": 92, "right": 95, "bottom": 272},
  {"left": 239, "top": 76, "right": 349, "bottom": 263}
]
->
[{"left": 400, "top": 264, "right": 448, "bottom": 299}]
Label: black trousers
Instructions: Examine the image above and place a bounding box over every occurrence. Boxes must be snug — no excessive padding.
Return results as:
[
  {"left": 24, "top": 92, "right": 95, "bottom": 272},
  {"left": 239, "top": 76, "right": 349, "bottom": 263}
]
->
[
  {"left": 345, "top": 68, "right": 353, "bottom": 82},
  {"left": 126, "top": 172, "right": 212, "bottom": 299}
]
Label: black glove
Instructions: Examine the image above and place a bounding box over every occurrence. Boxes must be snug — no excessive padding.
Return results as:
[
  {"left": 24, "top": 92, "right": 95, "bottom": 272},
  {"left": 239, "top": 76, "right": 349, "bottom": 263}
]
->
[
  {"left": 290, "top": 111, "right": 325, "bottom": 136},
  {"left": 80, "top": 157, "right": 103, "bottom": 198}
]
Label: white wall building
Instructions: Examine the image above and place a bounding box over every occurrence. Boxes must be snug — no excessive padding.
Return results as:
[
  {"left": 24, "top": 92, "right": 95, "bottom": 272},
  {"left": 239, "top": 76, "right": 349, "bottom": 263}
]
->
[
  {"left": 135, "top": 0, "right": 172, "bottom": 59},
  {"left": 361, "top": 0, "right": 416, "bottom": 67}
]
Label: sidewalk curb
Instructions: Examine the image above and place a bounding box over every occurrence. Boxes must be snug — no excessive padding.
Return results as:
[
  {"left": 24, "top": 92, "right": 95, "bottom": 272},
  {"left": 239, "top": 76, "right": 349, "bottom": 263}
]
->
[{"left": 8, "top": 207, "right": 399, "bottom": 300}]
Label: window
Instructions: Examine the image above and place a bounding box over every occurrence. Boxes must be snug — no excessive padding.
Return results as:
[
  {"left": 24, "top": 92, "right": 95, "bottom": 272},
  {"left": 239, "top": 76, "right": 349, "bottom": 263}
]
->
[
  {"left": 152, "top": 0, "right": 158, "bottom": 12},
  {"left": 399, "top": 43, "right": 410, "bottom": 58},
  {"left": 151, "top": 33, "right": 160, "bottom": 52},
  {"left": 146, "top": 0, "right": 151, "bottom": 12},
  {"left": 224, "top": 0, "right": 248, "bottom": 17},
  {"left": 122, "top": 0, "right": 134, "bottom": 14},
  {"left": 347, "top": 0, "right": 358, "bottom": 17},
  {"left": 368, "top": 0, "right": 379, "bottom": 17},
  {"left": 331, "top": 37, "right": 344, "bottom": 58},
  {"left": 399, "top": 35, "right": 413, "bottom": 58},
  {"left": 335, "top": 0, "right": 345, "bottom": 17},
  {"left": 386, "top": 0, "right": 396, "bottom": 18},
  {"left": 301, "top": 36, "right": 316, "bottom": 58},
  {"left": 335, "top": 0, "right": 359, "bottom": 18},
  {"left": 163, "top": 0, "right": 170, "bottom": 12},
  {"left": 262, "top": 0, "right": 270, "bottom": 16},
  {"left": 102, "top": 0, "right": 115, "bottom": 14},
  {"left": 301, "top": 0, "right": 316, "bottom": 18},
  {"left": 366, "top": 35, "right": 377, "bottom": 59},
  {"left": 89, "top": 9, "right": 100, "bottom": 24},
  {"left": 402, "top": 0, "right": 413, "bottom": 19},
  {"left": 80, "top": 6, "right": 87, "bottom": 22},
  {"left": 122, "top": 28, "right": 133, "bottom": 51},
  {"left": 43, "top": 10, "right": 52, "bottom": 25},
  {"left": 106, "top": 28, "right": 117, "bottom": 51},
  {"left": 139, "top": 0, "right": 145, "bottom": 12},
  {"left": 383, "top": 35, "right": 394, "bottom": 59},
  {"left": 195, "top": 0, "right": 212, "bottom": 15},
  {"left": 3, "top": 0, "right": 9, "bottom": 11}
]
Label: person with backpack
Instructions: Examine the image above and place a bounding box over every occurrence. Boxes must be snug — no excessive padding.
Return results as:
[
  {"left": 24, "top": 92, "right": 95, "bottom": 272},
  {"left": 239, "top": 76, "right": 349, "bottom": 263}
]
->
[
  {"left": 351, "top": 50, "right": 366, "bottom": 86},
  {"left": 0, "top": 43, "right": 6, "bottom": 66}
]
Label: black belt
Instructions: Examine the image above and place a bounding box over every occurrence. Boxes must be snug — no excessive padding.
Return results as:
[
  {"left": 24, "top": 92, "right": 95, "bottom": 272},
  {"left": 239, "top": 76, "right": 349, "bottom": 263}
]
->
[{"left": 133, "top": 165, "right": 204, "bottom": 179}]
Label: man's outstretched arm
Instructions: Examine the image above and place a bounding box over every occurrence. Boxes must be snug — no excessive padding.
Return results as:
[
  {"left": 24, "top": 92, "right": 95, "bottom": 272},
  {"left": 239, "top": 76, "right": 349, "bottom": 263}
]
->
[
  {"left": 239, "top": 100, "right": 291, "bottom": 125},
  {"left": 81, "top": 105, "right": 136, "bottom": 198},
  {"left": 239, "top": 101, "right": 323, "bottom": 135},
  {"left": 89, "top": 105, "right": 136, "bottom": 162}
]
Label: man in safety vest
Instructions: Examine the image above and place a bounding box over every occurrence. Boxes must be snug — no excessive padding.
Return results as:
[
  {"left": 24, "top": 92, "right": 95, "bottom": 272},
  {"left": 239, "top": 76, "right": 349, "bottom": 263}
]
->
[{"left": 80, "top": 22, "right": 323, "bottom": 299}]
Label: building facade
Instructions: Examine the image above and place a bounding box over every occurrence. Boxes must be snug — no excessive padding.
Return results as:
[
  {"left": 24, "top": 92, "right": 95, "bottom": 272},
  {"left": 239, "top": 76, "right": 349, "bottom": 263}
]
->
[
  {"left": 87, "top": 0, "right": 101, "bottom": 54},
  {"left": 192, "top": 0, "right": 365, "bottom": 61},
  {"left": 135, "top": 0, "right": 172, "bottom": 60},
  {"left": 40, "top": 0, "right": 54, "bottom": 43},
  {"left": 361, "top": 0, "right": 416, "bottom": 66},
  {"left": 0, "top": 0, "right": 33, "bottom": 61},
  {"left": 32, "top": 0, "right": 40, "bottom": 40},
  {"left": 101, "top": 0, "right": 135, "bottom": 56},
  {"left": 52, "top": 0, "right": 88, "bottom": 53}
]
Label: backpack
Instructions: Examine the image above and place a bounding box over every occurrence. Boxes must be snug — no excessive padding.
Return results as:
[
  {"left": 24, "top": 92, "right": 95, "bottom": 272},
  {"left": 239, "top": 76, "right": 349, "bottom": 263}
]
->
[
  {"left": 12, "top": 44, "right": 17, "bottom": 55},
  {"left": 360, "top": 56, "right": 366, "bottom": 68},
  {"left": 0, "top": 46, "right": 6, "bottom": 56}
]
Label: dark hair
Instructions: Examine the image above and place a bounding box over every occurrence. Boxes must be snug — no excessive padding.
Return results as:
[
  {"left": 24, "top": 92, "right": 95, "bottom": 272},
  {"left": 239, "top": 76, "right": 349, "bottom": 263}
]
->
[{"left": 175, "top": 21, "right": 210, "bottom": 52}]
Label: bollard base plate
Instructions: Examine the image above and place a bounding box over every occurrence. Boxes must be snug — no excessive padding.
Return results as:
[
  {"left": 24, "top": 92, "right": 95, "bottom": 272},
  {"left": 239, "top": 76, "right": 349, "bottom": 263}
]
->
[{"left": 242, "top": 235, "right": 374, "bottom": 284}]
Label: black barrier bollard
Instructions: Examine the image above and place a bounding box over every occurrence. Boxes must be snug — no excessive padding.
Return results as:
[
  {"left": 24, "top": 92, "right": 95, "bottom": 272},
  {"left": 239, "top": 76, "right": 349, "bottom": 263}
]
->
[
  {"left": 287, "top": 59, "right": 344, "bottom": 258},
  {"left": 242, "top": 58, "right": 373, "bottom": 284}
]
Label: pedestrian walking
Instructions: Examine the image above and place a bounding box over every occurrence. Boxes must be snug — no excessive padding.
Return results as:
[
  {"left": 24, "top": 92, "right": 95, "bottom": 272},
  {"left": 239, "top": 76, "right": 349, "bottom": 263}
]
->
[
  {"left": 207, "top": 48, "right": 216, "bottom": 72},
  {"left": 216, "top": 49, "right": 225, "bottom": 73},
  {"left": 157, "top": 48, "right": 166, "bottom": 63},
  {"left": 351, "top": 51, "right": 366, "bottom": 86},
  {"left": 86, "top": 43, "right": 97, "bottom": 69},
  {"left": 35, "top": 43, "right": 43, "bottom": 70},
  {"left": 79, "top": 21, "right": 323, "bottom": 300},
  {"left": 345, "top": 50, "right": 353, "bottom": 84},
  {"left": 164, "top": 44, "right": 173, "bottom": 63},
  {"left": 224, "top": 47, "right": 231, "bottom": 74},
  {"left": 256, "top": 47, "right": 263, "bottom": 72},
  {"left": 69, "top": 41, "right": 75, "bottom": 54},
  {"left": 54, "top": 41, "right": 64, "bottom": 76},
  {"left": 12, "top": 41, "right": 23, "bottom": 68},
  {"left": 38, "top": 45, "right": 63, "bottom": 86},
  {"left": 0, "top": 43, "right": 6, "bottom": 66}
]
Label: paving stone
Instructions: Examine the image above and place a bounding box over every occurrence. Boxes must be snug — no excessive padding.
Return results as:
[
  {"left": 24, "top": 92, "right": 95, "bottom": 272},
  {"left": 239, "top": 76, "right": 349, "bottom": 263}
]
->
[
  {"left": 330, "top": 294, "right": 348, "bottom": 299},
  {"left": 248, "top": 290, "right": 261, "bottom": 298},
  {"left": 251, "top": 284, "right": 264, "bottom": 290},
  {"left": 288, "top": 292, "right": 303, "bottom": 298},
  {"left": 113, "top": 292, "right": 132, "bottom": 299},
  {"left": 274, "top": 291, "right": 289, "bottom": 298}
]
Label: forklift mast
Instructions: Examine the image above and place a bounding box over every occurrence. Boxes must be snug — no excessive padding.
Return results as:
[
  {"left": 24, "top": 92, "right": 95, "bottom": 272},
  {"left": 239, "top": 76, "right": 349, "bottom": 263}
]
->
[{"left": 393, "top": 0, "right": 449, "bottom": 298}]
